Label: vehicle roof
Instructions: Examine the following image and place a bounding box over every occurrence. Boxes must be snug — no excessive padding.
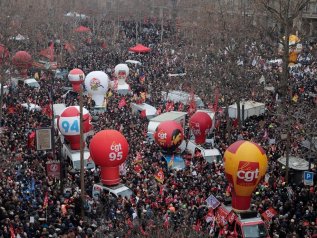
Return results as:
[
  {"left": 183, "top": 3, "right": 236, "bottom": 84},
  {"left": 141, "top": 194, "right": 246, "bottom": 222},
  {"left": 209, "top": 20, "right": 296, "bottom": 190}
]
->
[
  {"left": 94, "top": 183, "right": 131, "bottom": 193},
  {"left": 53, "top": 104, "right": 66, "bottom": 117},
  {"left": 131, "top": 103, "right": 157, "bottom": 115},
  {"left": 24, "top": 78, "right": 38, "bottom": 83},
  {"left": 150, "top": 111, "right": 187, "bottom": 122},
  {"left": 240, "top": 217, "right": 264, "bottom": 224},
  {"left": 229, "top": 100, "right": 265, "bottom": 110}
]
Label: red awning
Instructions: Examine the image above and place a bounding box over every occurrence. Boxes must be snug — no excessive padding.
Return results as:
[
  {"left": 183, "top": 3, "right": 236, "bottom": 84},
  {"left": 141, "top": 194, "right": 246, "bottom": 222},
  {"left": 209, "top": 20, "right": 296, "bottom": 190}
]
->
[{"left": 129, "top": 44, "right": 151, "bottom": 53}]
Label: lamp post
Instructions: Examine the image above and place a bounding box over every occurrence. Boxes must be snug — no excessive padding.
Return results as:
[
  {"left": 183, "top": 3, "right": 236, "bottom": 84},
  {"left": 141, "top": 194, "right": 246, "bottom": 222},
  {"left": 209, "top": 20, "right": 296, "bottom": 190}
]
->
[{"left": 79, "top": 83, "right": 85, "bottom": 218}]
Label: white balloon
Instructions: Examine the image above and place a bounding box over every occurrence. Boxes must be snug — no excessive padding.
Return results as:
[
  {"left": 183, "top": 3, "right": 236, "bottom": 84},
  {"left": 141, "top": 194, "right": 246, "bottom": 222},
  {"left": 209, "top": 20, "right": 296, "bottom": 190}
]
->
[
  {"left": 114, "top": 64, "right": 129, "bottom": 85},
  {"left": 85, "top": 71, "right": 109, "bottom": 106}
]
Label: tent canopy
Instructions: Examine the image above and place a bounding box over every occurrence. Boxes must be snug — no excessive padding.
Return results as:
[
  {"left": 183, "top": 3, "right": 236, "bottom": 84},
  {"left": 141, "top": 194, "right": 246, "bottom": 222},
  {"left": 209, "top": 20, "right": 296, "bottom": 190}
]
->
[
  {"left": 74, "top": 26, "right": 91, "bottom": 33},
  {"left": 129, "top": 44, "right": 151, "bottom": 53}
]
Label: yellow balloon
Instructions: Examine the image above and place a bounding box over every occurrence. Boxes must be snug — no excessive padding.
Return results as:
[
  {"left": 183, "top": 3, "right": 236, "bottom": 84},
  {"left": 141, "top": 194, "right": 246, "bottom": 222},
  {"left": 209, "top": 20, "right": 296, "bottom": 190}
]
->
[{"left": 224, "top": 141, "right": 268, "bottom": 212}]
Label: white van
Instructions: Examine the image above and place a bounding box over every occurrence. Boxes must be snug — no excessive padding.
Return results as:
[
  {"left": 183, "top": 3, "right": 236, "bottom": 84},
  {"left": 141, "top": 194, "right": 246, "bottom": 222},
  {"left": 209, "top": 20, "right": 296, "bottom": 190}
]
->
[
  {"left": 11, "top": 77, "right": 40, "bottom": 89},
  {"left": 186, "top": 140, "right": 222, "bottom": 163},
  {"left": 61, "top": 143, "right": 95, "bottom": 173},
  {"left": 92, "top": 183, "right": 134, "bottom": 200},
  {"left": 53, "top": 103, "right": 66, "bottom": 118},
  {"left": 0, "top": 84, "right": 9, "bottom": 95},
  {"left": 131, "top": 103, "right": 157, "bottom": 119},
  {"left": 161, "top": 90, "right": 204, "bottom": 108}
]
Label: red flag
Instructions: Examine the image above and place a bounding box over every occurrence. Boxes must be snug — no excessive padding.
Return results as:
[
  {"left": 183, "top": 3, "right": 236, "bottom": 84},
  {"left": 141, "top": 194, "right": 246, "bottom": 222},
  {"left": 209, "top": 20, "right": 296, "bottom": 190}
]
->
[
  {"left": 213, "top": 87, "right": 220, "bottom": 113},
  {"left": 154, "top": 169, "right": 164, "bottom": 183},
  {"left": 163, "top": 213, "right": 169, "bottom": 229},
  {"left": 42, "top": 103, "right": 53, "bottom": 119},
  {"left": 27, "top": 131, "right": 36, "bottom": 149},
  {"left": 134, "top": 164, "right": 142, "bottom": 174},
  {"left": 261, "top": 207, "right": 277, "bottom": 222},
  {"left": 188, "top": 92, "right": 196, "bottom": 115},
  {"left": 134, "top": 152, "right": 143, "bottom": 164},
  {"left": 140, "top": 110, "right": 146, "bottom": 118},
  {"left": 226, "top": 210, "right": 238, "bottom": 224},
  {"left": 113, "top": 80, "right": 118, "bottom": 90},
  {"left": 43, "top": 192, "right": 49, "bottom": 209},
  {"left": 193, "top": 219, "right": 201, "bottom": 232},
  {"left": 178, "top": 102, "right": 184, "bottom": 111},
  {"left": 159, "top": 185, "right": 164, "bottom": 195},
  {"left": 8, "top": 106, "right": 15, "bottom": 114},
  {"left": 64, "top": 42, "right": 76, "bottom": 53},
  {"left": 165, "top": 101, "right": 174, "bottom": 112},
  {"left": 118, "top": 98, "right": 127, "bottom": 108},
  {"left": 39, "top": 42, "right": 54, "bottom": 62},
  {"left": 101, "top": 41, "right": 107, "bottom": 49},
  {"left": 9, "top": 224, "right": 15, "bottom": 238}
]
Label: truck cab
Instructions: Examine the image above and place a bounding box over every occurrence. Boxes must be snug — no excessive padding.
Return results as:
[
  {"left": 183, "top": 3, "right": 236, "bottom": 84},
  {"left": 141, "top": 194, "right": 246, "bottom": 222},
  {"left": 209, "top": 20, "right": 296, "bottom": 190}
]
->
[
  {"left": 92, "top": 183, "right": 134, "bottom": 200},
  {"left": 61, "top": 143, "right": 95, "bottom": 173},
  {"left": 216, "top": 206, "right": 270, "bottom": 238},
  {"left": 186, "top": 140, "right": 222, "bottom": 163}
]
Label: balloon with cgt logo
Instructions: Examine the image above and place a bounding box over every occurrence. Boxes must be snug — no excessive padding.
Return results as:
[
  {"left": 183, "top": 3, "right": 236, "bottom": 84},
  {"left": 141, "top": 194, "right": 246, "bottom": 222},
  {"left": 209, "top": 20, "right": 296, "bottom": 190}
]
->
[
  {"left": 89, "top": 130, "right": 129, "bottom": 186},
  {"left": 224, "top": 140, "right": 268, "bottom": 212},
  {"left": 154, "top": 121, "right": 184, "bottom": 154}
]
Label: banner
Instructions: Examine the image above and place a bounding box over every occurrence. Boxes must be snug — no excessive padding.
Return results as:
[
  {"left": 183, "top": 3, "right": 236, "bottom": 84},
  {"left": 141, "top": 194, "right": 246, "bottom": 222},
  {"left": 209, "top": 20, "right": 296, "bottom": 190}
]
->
[
  {"left": 261, "top": 207, "right": 277, "bottom": 222},
  {"left": 205, "top": 194, "right": 220, "bottom": 209},
  {"left": 215, "top": 206, "right": 228, "bottom": 227},
  {"left": 46, "top": 160, "right": 61, "bottom": 178},
  {"left": 168, "top": 154, "right": 174, "bottom": 168},
  {"left": 36, "top": 128, "right": 52, "bottom": 150}
]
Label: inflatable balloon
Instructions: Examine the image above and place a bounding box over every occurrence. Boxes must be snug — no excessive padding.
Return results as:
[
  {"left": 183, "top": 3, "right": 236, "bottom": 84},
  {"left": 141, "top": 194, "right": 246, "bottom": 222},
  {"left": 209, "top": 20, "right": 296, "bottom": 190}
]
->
[
  {"left": 114, "top": 64, "right": 129, "bottom": 85},
  {"left": 224, "top": 140, "right": 268, "bottom": 211},
  {"left": 84, "top": 71, "right": 109, "bottom": 106},
  {"left": 154, "top": 121, "right": 184, "bottom": 153},
  {"left": 189, "top": 112, "right": 212, "bottom": 144},
  {"left": 57, "top": 106, "right": 92, "bottom": 150},
  {"left": 68, "top": 68, "right": 85, "bottom": 92},
  {"left": 89, "top": 130, "right": 129, "bottom": 186},
  {"left": 12, "top": 51, "right": 32, "bottom": 78}
]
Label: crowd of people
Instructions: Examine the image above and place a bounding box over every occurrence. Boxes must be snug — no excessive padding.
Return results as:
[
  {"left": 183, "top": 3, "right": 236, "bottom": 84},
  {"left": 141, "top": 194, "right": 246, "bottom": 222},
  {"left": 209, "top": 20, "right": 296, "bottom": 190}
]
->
[{"left": 0, "top": 15, "right": 316, "bottom": 238}]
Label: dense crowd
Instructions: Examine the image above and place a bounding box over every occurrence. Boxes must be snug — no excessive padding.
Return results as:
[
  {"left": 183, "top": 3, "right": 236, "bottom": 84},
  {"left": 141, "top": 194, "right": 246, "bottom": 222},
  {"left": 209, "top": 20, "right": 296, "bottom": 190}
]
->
[{"left": 0, "top": 17, "right": 316, "bottom": 238}]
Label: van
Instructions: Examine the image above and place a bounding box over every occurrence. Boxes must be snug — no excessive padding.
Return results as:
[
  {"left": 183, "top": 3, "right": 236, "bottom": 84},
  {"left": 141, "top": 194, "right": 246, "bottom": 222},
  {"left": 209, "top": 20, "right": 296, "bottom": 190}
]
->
[
  {"left": 92, "top": 183, "right": 134, "bottom": 200},
  {"left": 186, "top": 140, "right": 222, "bottom": 163},
  {"left": 11, "top": 77, "right": 40, "bottom": 89},
  {"left": 215, "top": 205, "right": 269, "bottom": 238},
  {"left": 161, "top": 90, "right": 204, "bottom": 108},
  {"left": 161, "top": 154, "right": 186, "bottom": 171},
  {"left": 131, "top": 102, "right": 157, "bottom": 119},
  {"left": 0, "top": 84, "right": 9, "bottom": 95},
  {"left": 53, "top": 103, "right": 66, "bottom": 118},
  {"left": 61, "top": 143, "right": 95, "bottom": 173}
]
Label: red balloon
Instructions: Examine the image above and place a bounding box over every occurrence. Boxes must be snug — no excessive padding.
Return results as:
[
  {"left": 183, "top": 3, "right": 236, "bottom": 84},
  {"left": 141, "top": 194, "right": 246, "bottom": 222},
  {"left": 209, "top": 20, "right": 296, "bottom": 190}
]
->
[
  {"left": 12, "top": 51, "right": 32, "bottom": 69},
  {"left": 89, "top": 130, "right": 129, "bottom": 186},
  {"left": 0, "top": 44, "right": 9, "bottom": 64},
  {"left": 57, "top": 106, "right": 92, "bottom": 150},
  {"left": 154, "top": 121, "right": 184, "bottom": 153},
  {"left": 189, "top": 112, "right": 212, "bottom": 144},
  {"left": 68, "top": 68, "right": 85, "bottom": 92}
]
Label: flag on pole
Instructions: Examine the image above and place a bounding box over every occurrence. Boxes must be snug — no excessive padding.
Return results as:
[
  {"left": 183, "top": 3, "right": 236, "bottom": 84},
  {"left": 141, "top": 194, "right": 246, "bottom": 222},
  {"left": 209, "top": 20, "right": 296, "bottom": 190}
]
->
[
  {"left": 42, "top": 103, "right": 53, "bottom": 119},
  {"left": 261, "top": 207, "right": 278, "bottom": 222},
  {"left": 9, "top": 224, "right": 15, "bottom": 238},
  {"left": 168, "top": 154, "right": 174, "bottom": 168},
  {"left": 43, "top": 192, "right": 49, "bottom": 209},
  {"left": 118, "top": 97, "right": 127, "bottom": 108},
  {"left": 154, "top": 169, "right": 165, "bottom": 184},
  {"left": 188, "top": 92, "right": 196, "bottom": 115},
  {"left": 39, "top": 42, "right": 54, "bottom": 62},
  {"left": 213, "top": 87, "right": 220, "bottom": 113},
  {"left": 27, "top": 131, "right": 36, "bottom": 149}
]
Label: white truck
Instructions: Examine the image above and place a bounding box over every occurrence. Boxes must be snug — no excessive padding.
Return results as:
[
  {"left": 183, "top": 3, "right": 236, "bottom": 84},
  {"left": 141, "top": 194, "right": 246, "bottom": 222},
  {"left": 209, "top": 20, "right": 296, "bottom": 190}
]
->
[
  {"left": 228, "top": 100, "right": 265, "bottom": 120},
  {"left": 161, "top": 90, "right": 205, "bottom": 108},
  {"left": 61, "top": 143, "right": 95, "bottom": 173},
  {"left": 131, "top": 102, "right": 157, "bottom": 119}
]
